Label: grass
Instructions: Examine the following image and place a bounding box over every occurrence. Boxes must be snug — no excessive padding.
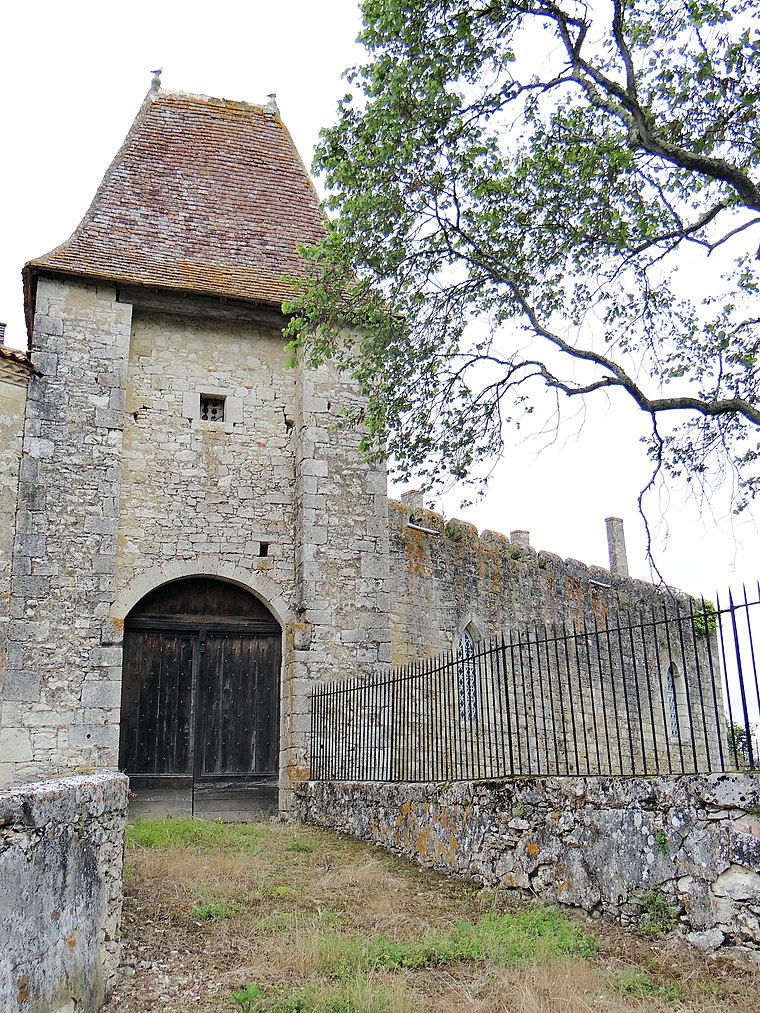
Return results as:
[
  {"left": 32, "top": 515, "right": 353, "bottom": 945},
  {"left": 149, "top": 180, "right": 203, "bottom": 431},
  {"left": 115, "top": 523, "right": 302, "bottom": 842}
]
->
[
  {"left": 127, "top": 817, "right": 264, "bottom": 852},
  {"left": 654, "top": 829, "right": 669, "bottom": 857},
  {"left": 110, "top": 818, "right": 759, "bottom": 1012},
  {"left": 191, "top": 900, "right": 237, "bottom": 922},
  {"left": 307, "top": 907, "right": 598, "bottom": 975},
  {"left": 285, "top": 837, "right": 317, "bottom": 854},
  {"left": 611, "top": 967, "right": 686, "bottom": 1001}
]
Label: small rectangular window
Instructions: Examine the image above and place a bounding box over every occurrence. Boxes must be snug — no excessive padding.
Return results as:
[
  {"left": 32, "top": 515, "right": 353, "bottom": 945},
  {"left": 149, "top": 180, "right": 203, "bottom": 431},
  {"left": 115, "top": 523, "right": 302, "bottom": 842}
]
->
[{"left": 200, "top": 395, "right": 225, "bottom": 422}]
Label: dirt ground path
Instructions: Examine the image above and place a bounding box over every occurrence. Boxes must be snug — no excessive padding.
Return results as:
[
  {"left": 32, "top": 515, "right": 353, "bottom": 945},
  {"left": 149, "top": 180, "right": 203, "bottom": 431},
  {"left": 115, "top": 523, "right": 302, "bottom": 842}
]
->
[{"left": 105, "top": 819, "right": 758, "bottom": 1012}]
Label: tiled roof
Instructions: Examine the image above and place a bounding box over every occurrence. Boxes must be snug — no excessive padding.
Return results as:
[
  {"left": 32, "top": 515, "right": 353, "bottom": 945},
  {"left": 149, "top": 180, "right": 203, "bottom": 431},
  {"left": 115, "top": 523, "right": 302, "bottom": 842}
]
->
[
  {"left": 0, "top": 345, "right": 34, "bottom": 371},
  {"left": 24, "top": 90, "right": 325, "bottom": 327}
]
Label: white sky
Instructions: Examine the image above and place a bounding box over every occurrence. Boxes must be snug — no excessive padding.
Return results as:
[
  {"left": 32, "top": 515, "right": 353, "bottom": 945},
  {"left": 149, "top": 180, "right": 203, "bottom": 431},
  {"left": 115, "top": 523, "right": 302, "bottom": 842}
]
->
[{"left": 1, "top": 0, "right": 757, "bottom": 597}]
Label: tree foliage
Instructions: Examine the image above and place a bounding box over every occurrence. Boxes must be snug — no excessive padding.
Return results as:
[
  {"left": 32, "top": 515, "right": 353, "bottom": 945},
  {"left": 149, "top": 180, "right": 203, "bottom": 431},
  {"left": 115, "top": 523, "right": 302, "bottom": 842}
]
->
[{"left": 285, "top": 0, "right": 760, "bottom": 507}]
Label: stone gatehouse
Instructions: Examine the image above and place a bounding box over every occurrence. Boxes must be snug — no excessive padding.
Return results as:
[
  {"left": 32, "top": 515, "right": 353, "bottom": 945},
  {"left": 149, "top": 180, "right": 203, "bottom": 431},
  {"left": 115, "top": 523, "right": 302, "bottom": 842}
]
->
[{"left": 0, "top": 87, "right": 674, "bottom": 814}]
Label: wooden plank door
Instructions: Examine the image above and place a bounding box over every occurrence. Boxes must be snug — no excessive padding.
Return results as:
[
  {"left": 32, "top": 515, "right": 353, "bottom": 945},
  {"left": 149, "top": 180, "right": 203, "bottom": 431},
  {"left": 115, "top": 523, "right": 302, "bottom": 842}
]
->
[
  {"left": 120, "top": 627, "right": 281, "bottom": 819},
  {"left": 119, "top": 628, "right": 196, "bottom": 817},
  {"left": 193, "top": 631, "right": 281, "bottom": 819},
  {"left": 119, "top": 577, "right": 282, "bottom": 820}
]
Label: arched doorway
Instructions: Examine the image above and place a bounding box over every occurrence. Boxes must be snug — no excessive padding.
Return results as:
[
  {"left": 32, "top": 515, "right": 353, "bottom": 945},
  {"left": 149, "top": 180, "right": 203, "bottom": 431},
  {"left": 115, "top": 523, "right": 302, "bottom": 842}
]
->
[{"left": 119, "top": 577, "right": 281, "bottom": 819}]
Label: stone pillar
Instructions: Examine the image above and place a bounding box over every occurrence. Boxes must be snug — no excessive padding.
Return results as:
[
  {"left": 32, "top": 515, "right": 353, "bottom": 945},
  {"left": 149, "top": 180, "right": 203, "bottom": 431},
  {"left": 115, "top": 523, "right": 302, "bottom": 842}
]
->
[
  {"left": 0, "top": 277, "right": 132, "bottom": 785},
  {"left": 401, "top": 489, "right": 424, "bottom": 512},
  {"left": 0, "top": 772, "right": 128, "bottom": 1011},
  {"left": 605, "top": 516, "right": 629, "bottom": 577},
  {"left": 285, "top": 356, "right": 391, "bottom": 803},
  {"left": 510, "top": 529, "right": 531, "bottom": 550}
]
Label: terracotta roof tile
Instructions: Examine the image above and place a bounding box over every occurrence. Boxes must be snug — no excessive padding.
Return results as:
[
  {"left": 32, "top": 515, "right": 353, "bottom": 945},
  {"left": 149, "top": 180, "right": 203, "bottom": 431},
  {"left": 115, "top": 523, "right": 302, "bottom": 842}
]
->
[{"left": 24, "top": 90, "right": 324, "bottom": 322}]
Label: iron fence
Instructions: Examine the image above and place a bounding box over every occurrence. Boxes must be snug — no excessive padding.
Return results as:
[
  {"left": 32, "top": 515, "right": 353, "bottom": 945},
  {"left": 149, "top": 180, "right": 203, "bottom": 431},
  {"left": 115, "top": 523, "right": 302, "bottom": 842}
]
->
[{"left": 310, "top": 587, "right": 760, "bottom": 781}]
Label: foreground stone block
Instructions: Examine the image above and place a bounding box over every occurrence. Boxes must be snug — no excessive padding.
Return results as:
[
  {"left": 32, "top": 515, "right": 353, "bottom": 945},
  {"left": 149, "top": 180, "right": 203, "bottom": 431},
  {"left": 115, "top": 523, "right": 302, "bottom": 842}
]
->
[{"left": 0, "top": 772, "right": 128, "bottom": 1012}]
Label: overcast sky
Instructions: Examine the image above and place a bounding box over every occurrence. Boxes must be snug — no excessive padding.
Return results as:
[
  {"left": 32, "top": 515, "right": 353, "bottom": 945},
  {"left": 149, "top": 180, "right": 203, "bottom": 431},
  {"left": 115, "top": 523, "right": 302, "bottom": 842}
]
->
[{"left": 2, "top": 0, "right": 758, "bottom": 597}]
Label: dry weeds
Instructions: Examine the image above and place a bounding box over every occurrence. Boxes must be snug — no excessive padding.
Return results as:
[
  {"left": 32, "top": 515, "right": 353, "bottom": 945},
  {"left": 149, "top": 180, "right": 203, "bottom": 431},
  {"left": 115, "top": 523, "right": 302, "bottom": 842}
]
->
[{"left": 106, "top": 819, "right": 758, "bottom": 1012}]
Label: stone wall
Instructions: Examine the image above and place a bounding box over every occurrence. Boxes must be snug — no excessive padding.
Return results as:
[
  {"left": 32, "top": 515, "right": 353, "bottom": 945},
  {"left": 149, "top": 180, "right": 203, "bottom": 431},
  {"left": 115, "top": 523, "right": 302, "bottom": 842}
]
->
[
  {"left": 297, "top": 774, "right": 760, "bottom": 955},
  {"left": 1, "top": 278, "right": 132, "bottom": 786},
  {"left": 388, "top": 499, "right": 680, "bottom": 665},
  {"left": 0, "top": 361, "right": 29, "bottom": 609},
  {"left": 1, "top": 280, "right": 391, "bottom": 801},
  {"left": 0, "top": 772, "right": 128, "bottom": 1012},
  {"left": 378, "top": 503, "right": 723, "bottom": 781},
  {"left": 0, "top": 357, "right": 30, "bottom": 783},
  {"left": 116, "top": 305, "right": 299, "bottom": 610},
  {"left": 113, "top": 303, "right": 301, "bottom": 797},
  {"left": 108, "top": 297, "right": 391, "bottom": 802},
  {"left": 2, "top": 273, "right": 716, "bottom": 804}
]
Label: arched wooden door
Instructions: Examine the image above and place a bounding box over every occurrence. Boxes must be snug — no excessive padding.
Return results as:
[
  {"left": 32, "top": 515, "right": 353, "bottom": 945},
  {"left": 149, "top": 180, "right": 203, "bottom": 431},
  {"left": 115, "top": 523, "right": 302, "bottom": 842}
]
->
[{"left": 119, "top": 578, "right": 281, "bottom": 819}]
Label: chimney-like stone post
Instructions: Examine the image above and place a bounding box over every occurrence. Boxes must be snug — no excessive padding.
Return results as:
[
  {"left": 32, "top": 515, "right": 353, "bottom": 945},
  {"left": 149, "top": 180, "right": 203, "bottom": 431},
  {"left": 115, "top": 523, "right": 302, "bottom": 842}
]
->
[
  {"left": 510, "top": 530, "right": 531, "bottom": 550},
  {"left": 605, "top": 517, "right": 629, "bottom": 577},
  {"left": 401, "top": 489, "right": 425, "bottom": 512}
]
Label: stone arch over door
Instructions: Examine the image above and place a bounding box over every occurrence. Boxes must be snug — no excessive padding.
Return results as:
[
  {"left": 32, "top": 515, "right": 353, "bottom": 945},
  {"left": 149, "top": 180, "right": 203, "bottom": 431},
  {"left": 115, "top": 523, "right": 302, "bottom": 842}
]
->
[{"left": 119, "top": 576, "right": 282, "bottom": 819}]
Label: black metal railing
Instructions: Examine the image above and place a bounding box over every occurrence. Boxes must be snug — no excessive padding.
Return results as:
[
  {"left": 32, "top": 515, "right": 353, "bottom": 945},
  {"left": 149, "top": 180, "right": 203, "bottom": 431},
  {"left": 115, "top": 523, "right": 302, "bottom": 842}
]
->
[{"left": 310, "top": 587, "right": 760, "bottom": 781}]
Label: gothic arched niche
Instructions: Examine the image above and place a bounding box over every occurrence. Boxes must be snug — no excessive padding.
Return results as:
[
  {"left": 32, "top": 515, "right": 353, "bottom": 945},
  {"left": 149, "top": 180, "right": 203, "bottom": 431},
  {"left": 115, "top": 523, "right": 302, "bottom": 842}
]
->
[
  {"left": 119, "top": 577, "right": 281, "bottom": 819},
  {"left": 456, "top": 625, "right": 479, "bottom": 723}
]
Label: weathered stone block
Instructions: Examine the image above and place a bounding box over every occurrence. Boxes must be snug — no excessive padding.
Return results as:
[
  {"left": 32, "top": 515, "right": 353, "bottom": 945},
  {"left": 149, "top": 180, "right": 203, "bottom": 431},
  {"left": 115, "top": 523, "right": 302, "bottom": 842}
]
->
[
  {"left": 81, "top": 679, "right": 122, "bottom": 709},
  {"left": 0, "top": 773, "right": 128, "bottom": 1012},
  {"left": 0, "top": 726, "right": 33, "bottom": 763},
  {"left": 88, "top": 646, "right": 124, "bottom": 668},
  {"left": 712, "top": 864, "right": 760, "bottom": 903},
  {"left": 15, "top": 533, "right": 46, "bottom": 557},
  {"left": 2, "top": 669, "right": 40, "bottom": 702},
  {"left": 69, "top": 724, "right": 119, "bottom": 749}
]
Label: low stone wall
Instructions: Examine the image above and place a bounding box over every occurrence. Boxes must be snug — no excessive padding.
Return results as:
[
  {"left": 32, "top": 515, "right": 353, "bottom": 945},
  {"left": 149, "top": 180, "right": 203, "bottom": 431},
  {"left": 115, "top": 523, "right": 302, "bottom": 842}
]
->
[
  {"left": 297, "top": 774, "right": 760, "bottom": 956},
  {"left": 0, "top": 772, "right": 129, "bottom": 1012}
]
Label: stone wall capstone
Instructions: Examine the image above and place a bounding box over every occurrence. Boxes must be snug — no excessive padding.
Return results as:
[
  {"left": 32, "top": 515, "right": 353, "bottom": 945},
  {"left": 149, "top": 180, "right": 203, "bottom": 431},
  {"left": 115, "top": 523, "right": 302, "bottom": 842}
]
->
[
  {"left": 297, "top": 773, "right": 760, "bottom": 957},
  {"left": 0, "top": 771, "right": 128, "bottom": 1012}
]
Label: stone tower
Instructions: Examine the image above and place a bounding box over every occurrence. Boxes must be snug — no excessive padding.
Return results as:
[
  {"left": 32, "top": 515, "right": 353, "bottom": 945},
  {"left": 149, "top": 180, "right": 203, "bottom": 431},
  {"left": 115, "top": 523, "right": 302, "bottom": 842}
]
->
[{"left": 0, "top": 90, "right": 391, "bottom": 812}]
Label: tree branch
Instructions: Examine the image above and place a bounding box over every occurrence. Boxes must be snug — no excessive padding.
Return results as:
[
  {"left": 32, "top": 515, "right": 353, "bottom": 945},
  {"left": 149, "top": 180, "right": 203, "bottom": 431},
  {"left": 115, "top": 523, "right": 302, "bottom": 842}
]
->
[
  {"left": 506, "top": 276, "right": 760, "bottom": 425},
  {"left": 540, "top": 0, "right": 760, "bottom": 210}
]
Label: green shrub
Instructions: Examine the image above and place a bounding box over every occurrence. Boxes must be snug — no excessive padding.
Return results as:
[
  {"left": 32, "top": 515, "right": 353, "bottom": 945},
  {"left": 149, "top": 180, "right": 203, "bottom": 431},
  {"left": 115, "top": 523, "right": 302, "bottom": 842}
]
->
[
  {"left": 691, "top": 598, "right": 718, "bottom": 637},
  {"left": 286, "top": 837, "right": 316, "bottom": 854},
  {"left": 613, "top": 967, "right": 685, "bottom": 1000},
  {"left": 638, "top": 889, "right": 678, "bottom": 937},
  {"left": 192, "top": 900, "right": 236, "bottom": 921},
  {"left": 230, "top": 982, "right": 264, "bottom": 1012},
  {"left": 726, "top": 721, "right": 755, "bottom": 767},
  {"left": 315, "top": 905, "right": 597, "bottom": 974},
  {"left": 443, "top": 522, "right": 463, "bottom": 543}
]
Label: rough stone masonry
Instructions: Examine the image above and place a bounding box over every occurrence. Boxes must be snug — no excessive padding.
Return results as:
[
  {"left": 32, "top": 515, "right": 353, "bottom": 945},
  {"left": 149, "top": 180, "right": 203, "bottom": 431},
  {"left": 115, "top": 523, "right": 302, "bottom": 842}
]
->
[{"left": 297, "top": 772, "right": 760, "bottom": 957}]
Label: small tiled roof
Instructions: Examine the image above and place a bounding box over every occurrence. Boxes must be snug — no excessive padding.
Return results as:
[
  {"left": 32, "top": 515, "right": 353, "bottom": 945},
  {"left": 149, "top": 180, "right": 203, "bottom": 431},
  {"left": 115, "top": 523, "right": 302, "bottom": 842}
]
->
[
  {"left": 0, "top": 345, "right": 35, "bottom": 370},
  {"left": 24, "top": 89, "right": 325, "bottom": 332}
]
